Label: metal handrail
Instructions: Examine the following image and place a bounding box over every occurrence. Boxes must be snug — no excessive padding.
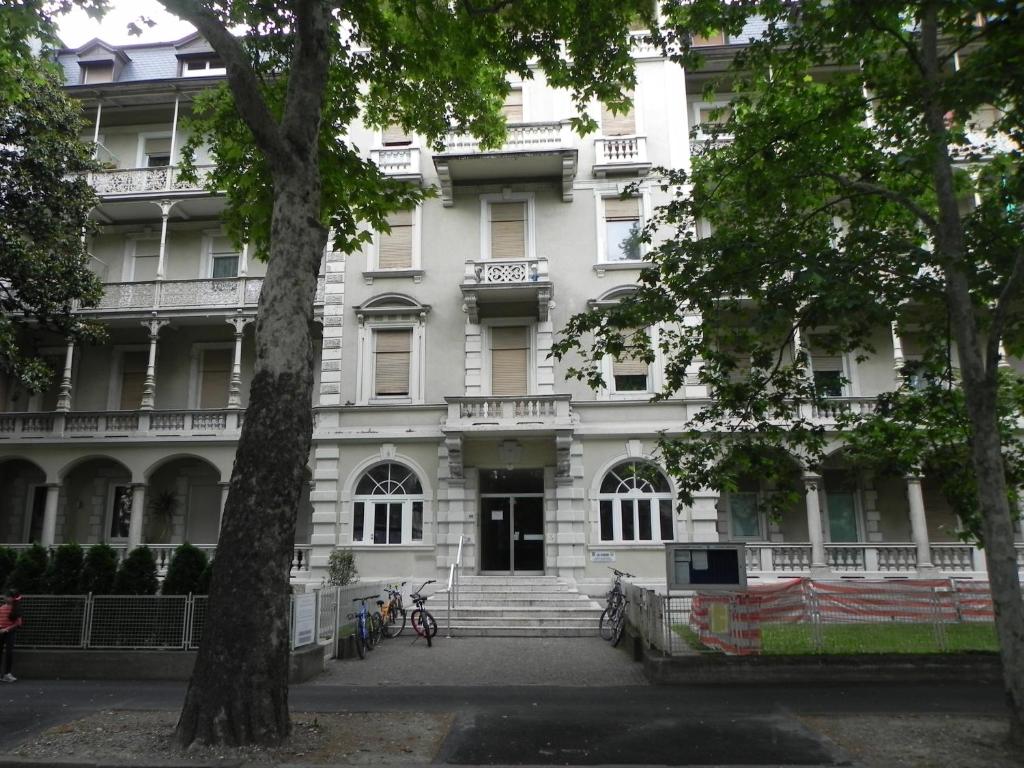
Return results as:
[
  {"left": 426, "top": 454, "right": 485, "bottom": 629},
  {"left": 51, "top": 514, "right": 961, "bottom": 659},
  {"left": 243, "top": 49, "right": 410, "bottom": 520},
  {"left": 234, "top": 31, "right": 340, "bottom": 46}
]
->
[{"left": 445, "top": 534, "right": 466, "bottom": 638}]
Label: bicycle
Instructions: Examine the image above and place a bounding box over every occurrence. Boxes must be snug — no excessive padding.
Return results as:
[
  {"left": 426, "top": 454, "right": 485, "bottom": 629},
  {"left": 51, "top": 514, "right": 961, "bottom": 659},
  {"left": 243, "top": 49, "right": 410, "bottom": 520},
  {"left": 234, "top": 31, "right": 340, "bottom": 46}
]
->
[
  {"left": 351, "top": 592, "right": 380, "bottom": 659},
  {"left": 599, "top": 567, "right": 634, "bottom": 645},
  {"left": 378, "top": 581, "right": 407, "bottom": 639},
  {"left": 408, "top": 579, "right": 438, "bottom": 647}
]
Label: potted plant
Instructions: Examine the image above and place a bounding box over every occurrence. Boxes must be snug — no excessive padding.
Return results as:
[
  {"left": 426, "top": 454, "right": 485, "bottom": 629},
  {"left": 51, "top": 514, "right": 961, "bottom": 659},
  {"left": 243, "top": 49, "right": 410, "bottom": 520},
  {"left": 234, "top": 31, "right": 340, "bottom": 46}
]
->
[{"left": 146, "top": 491, "right": 177, "bottom": 544}]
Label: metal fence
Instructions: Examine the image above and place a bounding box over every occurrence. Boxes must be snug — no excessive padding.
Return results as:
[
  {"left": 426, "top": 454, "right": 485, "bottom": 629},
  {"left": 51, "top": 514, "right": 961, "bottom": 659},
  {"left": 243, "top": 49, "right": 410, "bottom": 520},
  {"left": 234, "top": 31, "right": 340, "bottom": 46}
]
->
[{"left": 625, "top": 578, "right": 1000, "bottom": 656}]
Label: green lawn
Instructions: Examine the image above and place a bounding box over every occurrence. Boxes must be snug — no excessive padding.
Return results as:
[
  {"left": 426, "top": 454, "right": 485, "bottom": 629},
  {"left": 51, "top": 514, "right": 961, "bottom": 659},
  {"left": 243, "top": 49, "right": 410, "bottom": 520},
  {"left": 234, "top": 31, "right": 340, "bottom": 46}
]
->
[{"left": 673, "top": 622, "right": 998, "bottom": 654}]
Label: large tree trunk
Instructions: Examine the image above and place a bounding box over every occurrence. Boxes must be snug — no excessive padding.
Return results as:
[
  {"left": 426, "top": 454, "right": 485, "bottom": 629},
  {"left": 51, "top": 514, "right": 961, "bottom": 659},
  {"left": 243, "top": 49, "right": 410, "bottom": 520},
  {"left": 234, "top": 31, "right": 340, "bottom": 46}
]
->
[
  {"left": 175, "top": 168, "right": 327, "bottom": 747},
  {"left": 920, "top": 5, "right": 1024, "bottom": 746}
]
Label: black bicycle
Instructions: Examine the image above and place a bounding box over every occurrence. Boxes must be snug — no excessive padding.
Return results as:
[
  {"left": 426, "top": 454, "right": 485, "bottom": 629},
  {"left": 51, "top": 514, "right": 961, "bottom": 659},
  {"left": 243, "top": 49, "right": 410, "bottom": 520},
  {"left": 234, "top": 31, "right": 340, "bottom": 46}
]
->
[
  {"left": 351, "top": 592, "right": 381, "bottom": 659},
  {"left": 599, "top": 567, "right": 634, "bottom": 645},
  {"left": 379, "top": 581, "right": 407, "bottom": 639},
  {"left": 408, "top": 579, "right": 438, "bottom": 647}
]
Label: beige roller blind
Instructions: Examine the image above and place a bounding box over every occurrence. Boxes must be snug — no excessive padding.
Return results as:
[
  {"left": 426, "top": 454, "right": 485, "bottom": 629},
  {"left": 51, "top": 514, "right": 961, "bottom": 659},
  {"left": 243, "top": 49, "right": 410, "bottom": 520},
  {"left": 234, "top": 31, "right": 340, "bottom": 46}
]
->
[
  {"left": 200, "top": 348, "right": 232, "bottom": 408},
  {"left": 145, "top": 137, "right": 172, "bottom": 155},
  {"left": 378, "top": 210, "right": 413, "bottom": 269},
  {"left": 374, "top": 329, "right": 411, "bottom": 396},
  {"left": 692, "top": 31, "right": 726, "bottom": 46},
  {"left": 120, "top": 351, "right": 148, "bottom": 410},
  {"left": 490, "top": 202, "right": 526, "bottom": 260},
  {"left": 612, "top": 328, "right": 649, "bottom": 377},
  {"left": 382, "top": 124, "right": 411, "bottom": 146},
  {"left": 501, "top": 88, "right": 523, "bottom": 122},
  {"left": 601, "top": 102, "right": 636, "bottom": 136},
  {"left": 604, "top": 197, "right": 640, "bottom": 221},
  {"left": 491, "top": 326, "right": 528, "bottom": 396}
]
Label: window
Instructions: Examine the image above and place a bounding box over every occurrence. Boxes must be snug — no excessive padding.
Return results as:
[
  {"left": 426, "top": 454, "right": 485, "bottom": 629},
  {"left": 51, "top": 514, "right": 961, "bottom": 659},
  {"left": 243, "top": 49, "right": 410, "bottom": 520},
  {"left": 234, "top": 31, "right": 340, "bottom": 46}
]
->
[
  {"left": 490, "top": 325, "right": 529, "bottom": 396},
  {"left": 502, "top": 87, "right": 523, "bottom": 122},
  {"left": 601, "top": 98, "right": 636, "bottom": 137},
  {"left": 143, "top": 137, "right": 171, "bottom": 167},
  {"left": 373, "top": 328, "right": 412, "bottom": 397},
  {"left": 691, "top": 30, "right": 726, "bottom": 46},
  {"left": 603, "top": 197, "right": 642, "bottom": 262},
  {"left": 209, "top": 236, "right": 240, "bottom": 278},
  {"left": 108, "top": 485, "right": 133, "bottom": 540},
  {"left": 381, "top": 125, "right": 412, "bottom": 146},
  {"left": 597, "top": 462, "right": 674, "bottom": 543},
  {"left": 727, "top": 492, "right": 763, "bottom": 539},
  {"left": 198, "top": 348, "right": 232, "bottom": 408},
  {"left": 694, "top": 102, "right": 733, "bottom": 137},
  {"left": 81, "top": 62, "right": 114, "bottom": 84},
  {"left": 132, "top": 240, "right": 159, "bottom": 281},
  {"left": 119, "top": 351, "right": 148, "bottom": 410},
  {"left": 489, "top": 202, "right": 527, "bottom": 260},
  {"left": 352, "top": 463, "right": 425, "bottom": 545},
  {"left": 607, "top": 327, "right": 652, "bottom": 394},
  {"left": 182, "top": 56, "right": 226, "bottom": 77},
  {"left": 823, "top": 470, "right": 860, "bottom": 542},
  {"left": 377, "top": 210, "right": 413, "bottom": 269}
]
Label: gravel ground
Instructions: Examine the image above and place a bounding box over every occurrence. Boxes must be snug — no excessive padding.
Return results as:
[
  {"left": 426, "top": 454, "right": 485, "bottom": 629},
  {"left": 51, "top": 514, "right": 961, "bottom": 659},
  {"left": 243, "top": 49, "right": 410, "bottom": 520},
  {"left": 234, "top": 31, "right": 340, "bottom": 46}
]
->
[
  {"left": 12, "top": 710, "right": 452, "bottom": 766},
  {"left": 799, "top": 714, "right": 1020, "bottom": 768}
]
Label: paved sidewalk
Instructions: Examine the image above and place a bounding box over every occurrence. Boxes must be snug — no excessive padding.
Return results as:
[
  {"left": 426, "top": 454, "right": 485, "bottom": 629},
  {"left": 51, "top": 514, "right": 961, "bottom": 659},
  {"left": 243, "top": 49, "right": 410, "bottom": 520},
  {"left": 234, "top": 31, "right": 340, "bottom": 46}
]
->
[{"left": 314, "top": 635, "right": 649, "bottom": 686}]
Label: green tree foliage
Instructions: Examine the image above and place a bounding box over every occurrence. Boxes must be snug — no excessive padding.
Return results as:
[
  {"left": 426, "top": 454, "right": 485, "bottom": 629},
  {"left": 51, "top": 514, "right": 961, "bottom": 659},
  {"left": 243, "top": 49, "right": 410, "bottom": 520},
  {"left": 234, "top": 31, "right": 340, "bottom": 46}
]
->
[
  {"left": 0, "top": 546, "right": 20, "bottom": 591},
  {"left": 325, "top": 548, "right": 357, "bottom": 587},
  {"left": 43, "top": 542, "right": 85, "bottom": 594},
  {"left": 555, "top": 0, "right": 1024, "bottom": 744},
  {"left": 0, "top": 55, "right": 104, "bottom": 393},
  {"left": 113, "top": 546, "right": 158, "bottom": 596},
  {"left": 162, "top": 543, "right": 209, "bottom": 596},
  {"left": 78, "top": 543, "right": 119, "bottom": 595},
  {"left": 4, "top": 542, "right": 49, "bottom": 593}
]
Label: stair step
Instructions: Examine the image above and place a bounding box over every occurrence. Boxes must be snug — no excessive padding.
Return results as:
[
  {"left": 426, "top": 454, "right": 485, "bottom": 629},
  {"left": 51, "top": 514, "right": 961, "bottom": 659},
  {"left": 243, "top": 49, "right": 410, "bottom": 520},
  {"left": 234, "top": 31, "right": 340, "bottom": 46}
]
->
[{"left": 441, "top": 626, "right": 601, "bottom": 637}]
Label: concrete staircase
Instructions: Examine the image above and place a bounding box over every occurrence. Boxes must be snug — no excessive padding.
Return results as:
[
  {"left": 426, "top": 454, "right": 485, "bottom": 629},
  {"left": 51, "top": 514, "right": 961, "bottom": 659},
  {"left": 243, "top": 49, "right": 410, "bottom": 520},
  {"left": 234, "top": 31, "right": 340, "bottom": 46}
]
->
[{"left": 426, "top": 575, "right": 604, "bottom": 637}]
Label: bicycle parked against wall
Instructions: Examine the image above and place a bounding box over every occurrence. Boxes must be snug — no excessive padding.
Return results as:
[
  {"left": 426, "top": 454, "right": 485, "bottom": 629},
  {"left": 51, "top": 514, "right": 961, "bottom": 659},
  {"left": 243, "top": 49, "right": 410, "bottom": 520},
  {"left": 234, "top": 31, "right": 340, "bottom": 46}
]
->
[
  {"left": 378, "top": 581, "right": 407, "bottom": 639},
  {"left": 408, "top": 579, "right": 438, "bottom": 647},
  {"left": 351, "top": 592, "right": 381, "bottom": 659},
  {"left": 599, "top": 568, "right": 634, "bottom": 646}
]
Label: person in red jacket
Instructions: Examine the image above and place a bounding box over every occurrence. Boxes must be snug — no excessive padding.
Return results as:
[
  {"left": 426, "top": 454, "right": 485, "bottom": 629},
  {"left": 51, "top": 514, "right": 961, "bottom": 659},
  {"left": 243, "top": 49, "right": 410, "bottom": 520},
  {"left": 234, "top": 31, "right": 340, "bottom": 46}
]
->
[{"left": 0, "top": 589, "right": 23, "bottom": 682}]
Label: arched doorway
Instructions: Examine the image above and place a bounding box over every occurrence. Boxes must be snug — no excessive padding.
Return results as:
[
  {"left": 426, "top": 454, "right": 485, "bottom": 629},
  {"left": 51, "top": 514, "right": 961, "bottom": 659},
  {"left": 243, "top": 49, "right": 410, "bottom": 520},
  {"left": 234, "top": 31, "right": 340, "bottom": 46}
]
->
[{"left": 0, "top": 459, "right": 47, "bottom": 543}]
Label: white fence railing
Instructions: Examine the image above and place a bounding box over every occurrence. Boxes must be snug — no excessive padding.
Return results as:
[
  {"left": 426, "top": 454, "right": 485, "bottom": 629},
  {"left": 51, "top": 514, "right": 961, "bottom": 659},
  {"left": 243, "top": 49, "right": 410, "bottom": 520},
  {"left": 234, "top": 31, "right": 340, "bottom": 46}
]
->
[
  {"left": 744, "top": 542, "right": 994, "bottom": 576},
  {"left": 88, "top": 165, "right": 215, "bottom": 196},
  {"left": 594, "top": 135, "right": 649, "bottom": 167},
  {"left": 370, "top": 147, "right": 421, "bottom": 177},
  {"left": 443, "top": 121, "right": 569, "bottom": 154},
  {"left": 445, "top": 395, "right": 573, "bottom": 429},
  {"left": 85, "top": 276, "right": 325, "bottom": 312}
]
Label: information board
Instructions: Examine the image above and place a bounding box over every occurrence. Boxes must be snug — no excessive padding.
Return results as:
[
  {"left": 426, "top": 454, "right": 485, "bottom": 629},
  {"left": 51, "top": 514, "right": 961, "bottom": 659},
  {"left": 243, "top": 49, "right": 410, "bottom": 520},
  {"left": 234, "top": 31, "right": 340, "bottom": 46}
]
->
[
  {"left": 292, "top": 593, "right": 317, "bottom": 648},
  {"left": 665, "top": 543, "right": 747, "bottom": 590}
]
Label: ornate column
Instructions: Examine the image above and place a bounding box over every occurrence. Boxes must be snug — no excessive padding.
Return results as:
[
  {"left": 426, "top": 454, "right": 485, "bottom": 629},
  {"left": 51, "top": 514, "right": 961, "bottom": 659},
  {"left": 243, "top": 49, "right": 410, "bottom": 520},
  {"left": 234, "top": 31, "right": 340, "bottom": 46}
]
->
[
  {"left": 905, "top": 473, "right": 935, "bottom": 572},
  {"left": 56, "top": 339, "right": 75, "bottom": 412},
  {"left": 41, "top": 484, "right": 60, "bottom": 547},
  {"left": 155, "top": 200, "right": 173, "bottom": 280},
  {"left": 802, "top": 472, "right": 830, "bottom": 575},
  {"left": 139, "top": 317, "right": 169, "bottom": 410},
  {"left": 127, "top": 483, "right": 147, "bottom": 549},
  {"left": 226, "top": 316, "right": 250, "bottom": 409},
  {"left": 998, "top": 341, "right": 1011, "bottom": 370},
  {"left": 165, "top": 95, "right": 180, "bottom": 191},
  {"left": 890, "top": 321, "right": 905, "bottom": 381}
]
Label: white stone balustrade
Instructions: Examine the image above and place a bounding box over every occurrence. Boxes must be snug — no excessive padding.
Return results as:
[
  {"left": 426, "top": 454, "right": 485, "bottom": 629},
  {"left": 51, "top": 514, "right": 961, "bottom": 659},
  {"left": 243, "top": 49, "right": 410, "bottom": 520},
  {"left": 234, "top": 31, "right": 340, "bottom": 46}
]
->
[
  {"left": 370, "top": 147, "right": 422, "bottom": 178},
  {"left": 443, "top": 121, "right": 569, "bottom": 154},
  {"left": 88, "top": 165, "right": 215, "bottom": 196},
  {"left": 465, "top": 257, "right": 549, "bottom": 285},
  {"left": 445, "top": 395, "right": 572, "bottom": 431},
  {"left": 742, "top": 542, "right": 997, "bottom": 578},
  {"left": 86, "top": 276, "right": 325, "bottom": 312},
  {"left": 594, "top": 135, "right": 649, "bottom": 167}
]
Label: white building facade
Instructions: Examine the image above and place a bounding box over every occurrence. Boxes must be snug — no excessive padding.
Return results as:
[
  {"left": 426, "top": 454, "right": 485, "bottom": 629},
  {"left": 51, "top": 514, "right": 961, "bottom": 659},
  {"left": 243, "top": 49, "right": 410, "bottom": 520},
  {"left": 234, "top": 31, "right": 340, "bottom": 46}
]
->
[{"left": 1, "top": 28, "right": 1022, "bottom": 593}]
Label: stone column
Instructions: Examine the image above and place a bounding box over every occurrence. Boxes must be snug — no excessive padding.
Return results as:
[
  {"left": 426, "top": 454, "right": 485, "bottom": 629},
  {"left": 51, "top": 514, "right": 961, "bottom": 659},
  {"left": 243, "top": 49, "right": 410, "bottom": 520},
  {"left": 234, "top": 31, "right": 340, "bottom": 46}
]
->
[
  {"left": 219, "top": 482, "right": 231, "bottom": 533},
  {"left": 139, "top": 318, "right": 168, "bottom": 410},
  {"left": 41, "top": 484, "right": 60, "bottom": 547},
  {"left": 127, "top": 483, "right": 146, "bottom": 549},
  {"left": 890, "top": 321, "right": 905, "bottom": 381},
  {"left": 998, "top": 341, "right": 1011, "bottom": 370},
  {"left": 905, "top": 474, "right": 935, "bottom": 571},
  {"left": 803, "top": 472, "right": 830, "bottom": 574},
  {"left": 155, "top": 201, "right": 173, "bottom": 280},
  {"left": 56, "top": 339, "right": 75, "bottom": 412},
  {"left": 226, "top": 316, "right": 249, "bottom": 409}
]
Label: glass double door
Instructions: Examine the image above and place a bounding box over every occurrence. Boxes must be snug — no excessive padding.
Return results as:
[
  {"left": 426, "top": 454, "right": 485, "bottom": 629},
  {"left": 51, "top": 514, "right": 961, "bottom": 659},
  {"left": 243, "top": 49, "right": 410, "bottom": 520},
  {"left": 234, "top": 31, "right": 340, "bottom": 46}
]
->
[{"left": 480, "top": 495, "right": 545, "bottom": 573}]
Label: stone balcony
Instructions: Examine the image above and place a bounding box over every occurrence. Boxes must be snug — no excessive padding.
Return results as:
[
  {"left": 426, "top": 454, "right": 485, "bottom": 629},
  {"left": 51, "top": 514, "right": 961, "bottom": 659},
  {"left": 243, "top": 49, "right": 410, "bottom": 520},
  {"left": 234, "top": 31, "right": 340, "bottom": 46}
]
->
[
  {"left": 0, "top": 410, "right": 245, "bottom": 441},
  {"left": 370, "top": 147, "right": 422, "bottom": 183},
  {"left": 434, "top": 121, "right": 577, "bottom": 206},
  {"left": 593, "top": 135, "right": 651, "bottom": 177},
  {"left": 443, "top": 395, "right": 573, "bottom": 435},
  {"left": 77, "top": 276, "right": 325, "bottom": 317},
  {"left": 460, "top": 257, "right": 552, "bottom": 323},
  {"left": 88, "top": 165, "right": 216, "bottom": 197}
]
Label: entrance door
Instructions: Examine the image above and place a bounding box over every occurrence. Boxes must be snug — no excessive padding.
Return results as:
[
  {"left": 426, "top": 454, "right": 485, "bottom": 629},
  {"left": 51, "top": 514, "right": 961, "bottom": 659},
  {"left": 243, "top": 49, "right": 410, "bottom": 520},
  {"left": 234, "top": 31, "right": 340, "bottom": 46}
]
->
[{"left": 480, "top": 495, "right": 545, "bottom": 573}]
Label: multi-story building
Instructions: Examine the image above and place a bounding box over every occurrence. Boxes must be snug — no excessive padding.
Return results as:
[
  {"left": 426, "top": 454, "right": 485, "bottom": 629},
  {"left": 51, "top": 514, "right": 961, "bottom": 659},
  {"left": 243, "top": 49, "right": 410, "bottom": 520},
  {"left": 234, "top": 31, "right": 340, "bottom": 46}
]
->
[{"left": 1, "top": 27, "right": 1021, "bottom": 595}]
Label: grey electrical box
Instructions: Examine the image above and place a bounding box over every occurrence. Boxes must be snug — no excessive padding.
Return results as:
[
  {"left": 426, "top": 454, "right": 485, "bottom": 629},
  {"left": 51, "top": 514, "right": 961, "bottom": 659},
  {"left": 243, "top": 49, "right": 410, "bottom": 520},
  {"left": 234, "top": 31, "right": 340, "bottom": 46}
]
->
[{"left": 665, "top": 543, "right": 747, "bottom": 590}]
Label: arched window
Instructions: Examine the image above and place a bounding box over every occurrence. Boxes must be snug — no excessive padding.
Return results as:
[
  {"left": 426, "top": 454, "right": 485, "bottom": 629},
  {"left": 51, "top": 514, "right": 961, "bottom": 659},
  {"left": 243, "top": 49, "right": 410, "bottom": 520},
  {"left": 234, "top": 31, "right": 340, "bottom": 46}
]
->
[
  {"left": 596, "top": 461, "right": 674, "bottom": 543},
  {"left": 352, "top": 462, "right": 425, "bottom": 544}
]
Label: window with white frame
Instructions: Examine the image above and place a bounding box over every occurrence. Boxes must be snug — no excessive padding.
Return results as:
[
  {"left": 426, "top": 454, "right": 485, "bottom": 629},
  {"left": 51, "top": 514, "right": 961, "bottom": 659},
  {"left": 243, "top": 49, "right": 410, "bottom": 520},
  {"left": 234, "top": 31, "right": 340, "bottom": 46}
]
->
[
  {"left": 691, "top": 30, "right": 726, "bottom": 46},
  {"left": 693, "top": 101, "right": 732, "bottom": 137},
  {"left": 131, "top": 239, "right": 160, "bottom": 281},
  {"left": 142, "top": 136, "right": 172, "bottom": 167},
  {"left": 209, "top": 236, "right": 240, "bottom": 278},
  {"left": 118, "top": 351, "right": 148, "bottom": 410},
  {"left": 603, "top": 196, "right": 642, "bottom": 262},
  {"left": 501, "top": 87, "right": 523, "bottom": 122},
  {"left": 376, "top": 210, "right": 414, "bottom": 270},
  {"left": 352, "top": 462, "right": 425, "bottom": 545},
  {"left": 597, "top": 461, "right": 674, "bottom": 543},
  {"left": 489, "top": 201, "right": 527, "bottom": 260},
  {"left": 489, "top": 325, "right": 530, "bottom": 396},
  {"left": 726, "top": 491, "right": 763, "bottom": 540},
  {"left": 600, "top": 96, "right": 636, "bottom": 136},
  {"left": 822, "top": 470, "right": 860, "bottom": 542},
  {"left": 355, "top": 296, "right": 428, "bottom": 405},
  {"left": 373, "top": 328, "right": 412, "bottom": 397},
  {"left": 181, "top": 56, "right": 226, "bottom": 77},
  {"left": 381, "top": 124, "right": 412, "bottom": 147},
  {"left": 80, "top": 62, "right": 114, "bottom": 84},
  {"left": 197, "top": 346, "right": 232, "bottom": 408},
  {"left": 609, "top": 328, "right": 651, "bottom": 394}
]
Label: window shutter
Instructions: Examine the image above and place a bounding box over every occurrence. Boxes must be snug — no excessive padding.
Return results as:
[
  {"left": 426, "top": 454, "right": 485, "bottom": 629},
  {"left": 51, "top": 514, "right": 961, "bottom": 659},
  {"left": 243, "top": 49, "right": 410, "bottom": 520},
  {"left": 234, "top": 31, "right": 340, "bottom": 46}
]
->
[
  {"left": 200, "top": 348, "right": 232, "bottom": 408},
  {"left": 502, "top": 88, "right": 523, "bottom": 122},
  {"left": 378, "top": 210, "right": 413, "bottom": 269},
  {"left": 601, "top": 102, "right": 636, "bottom": 136},
  {"left": 490, "top": 202, "right": 526, "bottom": 259},
  {"left": 604, "top": 197, "right": 640, "bottom": 221},
  {"left": 145, "top": 137, "right": 172, "bottom": 155},
  {"left": 374, "top": 329, "right": 411, "bottom": 396},
  {"left": 491, "top": 326, "right": 528, "bottom": 396},
  {"left": 382, "top": 124, "right": 411, "bottom": 146},
  {"left": 612, "top": 327, "right": 649, "bottom": 378},
  {"left": 692, "top": 31, "right": 726, "bottom": 46},
  {"left": 134, "top": 240, "right": 159, "bottom": 281},
  {"left": 120, "top": 352, "right": 149, "bottom": 410}
]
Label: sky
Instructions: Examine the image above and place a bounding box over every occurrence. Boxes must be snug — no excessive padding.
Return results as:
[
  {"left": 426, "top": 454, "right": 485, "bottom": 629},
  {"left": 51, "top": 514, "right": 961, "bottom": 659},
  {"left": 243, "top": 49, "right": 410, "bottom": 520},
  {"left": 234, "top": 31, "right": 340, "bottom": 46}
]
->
[{"left": 56, "top": 0, "right": 197, "bottom": 49}]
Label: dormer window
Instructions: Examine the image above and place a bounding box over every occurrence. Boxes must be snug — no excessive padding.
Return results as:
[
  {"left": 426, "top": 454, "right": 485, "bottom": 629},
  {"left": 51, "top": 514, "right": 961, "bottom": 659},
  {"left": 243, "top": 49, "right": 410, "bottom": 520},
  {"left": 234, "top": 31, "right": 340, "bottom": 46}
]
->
[
  {"left": 182, "top": 56, "right": 226, "bottom": 77},
  {"left": 81, "top": 62, "right": 114, "bottom": 84}
]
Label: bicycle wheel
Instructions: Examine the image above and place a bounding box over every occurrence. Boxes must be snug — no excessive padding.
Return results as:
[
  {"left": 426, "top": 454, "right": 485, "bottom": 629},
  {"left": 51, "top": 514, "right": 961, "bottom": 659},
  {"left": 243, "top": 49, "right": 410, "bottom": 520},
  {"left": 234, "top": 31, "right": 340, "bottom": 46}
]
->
[
  {"left": 354, "top": 617, "right": 366, "bottom": 659},
  {"left": 383, "top": 605, "right": 406, "bottom": 639},
  {"left": 369, "top": 612, "right": 384, "bottom": 646},
  {"left": 421, "top": 610, "right": 438, "bottom": 646},
  {"left": 599, "top": 606, "right": 616, "bottom": 641},
  {"left": 610, "top": 603, "right": 627, "bottom": 647}
]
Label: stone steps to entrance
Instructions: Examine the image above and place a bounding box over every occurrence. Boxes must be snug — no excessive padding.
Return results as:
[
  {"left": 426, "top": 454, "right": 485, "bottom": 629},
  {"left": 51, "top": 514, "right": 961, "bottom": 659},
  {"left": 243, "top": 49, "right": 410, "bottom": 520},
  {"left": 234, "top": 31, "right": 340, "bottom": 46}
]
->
[{"left": 437, "top": 575, "right": 604, "bottom": 637}]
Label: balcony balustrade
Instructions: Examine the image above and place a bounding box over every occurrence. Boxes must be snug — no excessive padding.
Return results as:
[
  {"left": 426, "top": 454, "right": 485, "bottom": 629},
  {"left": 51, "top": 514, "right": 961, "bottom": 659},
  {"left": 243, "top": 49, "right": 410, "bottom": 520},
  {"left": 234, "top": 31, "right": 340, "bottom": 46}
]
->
[
  {"left": 88, "top": 165, "right": 216, "bottom": 197},
  {"left": 369, "top": 147, "right": 422, "bottom": 181},
  {"left": 444, "top": 394, "right": 572, "bottom": 433},
  {"left": 460, "top": 257, "right": 552, "bottom": 323},
  {"left": 0, "top": 410, "right": 246, "bottom": 439},
  {"left": 81, "top": 276, "right": 325, "bottom": 314},
  {"left": 743, "top": 542, "right": 1004, "bottom": 578},
  {"left": 593, "top": 135, "right": 651, "bottom": 177}
]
